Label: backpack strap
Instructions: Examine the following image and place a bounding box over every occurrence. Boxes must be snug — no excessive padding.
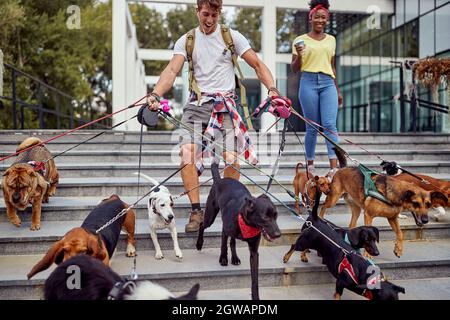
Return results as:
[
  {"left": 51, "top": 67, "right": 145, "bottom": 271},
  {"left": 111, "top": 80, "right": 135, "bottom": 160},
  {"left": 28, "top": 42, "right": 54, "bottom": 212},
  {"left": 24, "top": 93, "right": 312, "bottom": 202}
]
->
[
  {"left": 220, "top": 25, "right": 253, "bottom": 130},
  {"left": 185, "top": 28, "right": 202, "bottom": 105}
]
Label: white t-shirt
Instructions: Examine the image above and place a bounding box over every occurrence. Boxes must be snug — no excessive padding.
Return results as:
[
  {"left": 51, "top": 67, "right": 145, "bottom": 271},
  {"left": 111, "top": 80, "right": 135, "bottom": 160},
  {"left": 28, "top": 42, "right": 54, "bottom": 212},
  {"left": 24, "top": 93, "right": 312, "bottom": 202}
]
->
[{"left": 174, "top": 25, "right": 252, "bottom": 93}]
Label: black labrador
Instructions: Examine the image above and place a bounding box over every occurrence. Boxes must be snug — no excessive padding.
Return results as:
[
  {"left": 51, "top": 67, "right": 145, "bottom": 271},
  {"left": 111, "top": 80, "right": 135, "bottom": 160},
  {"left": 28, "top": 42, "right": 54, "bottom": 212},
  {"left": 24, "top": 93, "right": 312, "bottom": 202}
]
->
[
  {"left": 284, "top": 190, "right": 405, "bottom": 300},
  {"left": 196, "top": 163, "right": 281, "bottom": 300}
]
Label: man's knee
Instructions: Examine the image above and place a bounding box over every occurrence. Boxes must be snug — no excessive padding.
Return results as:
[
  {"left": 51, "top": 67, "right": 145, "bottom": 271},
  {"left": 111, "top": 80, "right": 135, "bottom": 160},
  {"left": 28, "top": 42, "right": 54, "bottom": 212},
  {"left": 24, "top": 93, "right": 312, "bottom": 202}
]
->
[{"left": 180, "top": 144, "right": 197, "bottom": 165}]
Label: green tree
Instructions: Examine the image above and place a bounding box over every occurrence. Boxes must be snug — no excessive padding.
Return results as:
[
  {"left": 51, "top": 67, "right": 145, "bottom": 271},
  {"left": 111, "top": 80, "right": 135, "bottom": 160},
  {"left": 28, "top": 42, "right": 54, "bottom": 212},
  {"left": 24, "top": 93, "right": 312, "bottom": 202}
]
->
[{"left": 230, "top": 8, "right": 262, "bottom": 52}]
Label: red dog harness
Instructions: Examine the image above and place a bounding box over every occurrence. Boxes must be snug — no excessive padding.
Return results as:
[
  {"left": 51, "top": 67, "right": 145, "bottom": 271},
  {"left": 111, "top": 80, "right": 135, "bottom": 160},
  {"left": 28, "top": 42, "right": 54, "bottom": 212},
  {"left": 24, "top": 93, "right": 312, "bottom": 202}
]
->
[
  {"left": 27, "top": 161, "right": 46, "bottom": 176},
  {"left": 238, "top": 213, "right": 260, "bottom": 239},
  {"left": 338, "top": 256, "right": 359, "bottom": 285}
]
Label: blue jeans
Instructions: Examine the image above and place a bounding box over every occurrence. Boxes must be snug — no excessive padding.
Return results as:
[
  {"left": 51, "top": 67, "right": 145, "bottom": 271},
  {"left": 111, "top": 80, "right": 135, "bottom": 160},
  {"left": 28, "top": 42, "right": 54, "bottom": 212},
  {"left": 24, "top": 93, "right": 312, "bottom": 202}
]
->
[{"left": 299, "top": 72, "right": 339, "bottom": 161}]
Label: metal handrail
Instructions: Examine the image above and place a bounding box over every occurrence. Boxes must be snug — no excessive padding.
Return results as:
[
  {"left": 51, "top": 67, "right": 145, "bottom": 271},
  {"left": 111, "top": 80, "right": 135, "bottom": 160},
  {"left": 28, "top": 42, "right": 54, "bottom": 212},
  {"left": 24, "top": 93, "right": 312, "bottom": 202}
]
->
[{"left": 1, "top": 62, "right": 111, "bottom": 130}]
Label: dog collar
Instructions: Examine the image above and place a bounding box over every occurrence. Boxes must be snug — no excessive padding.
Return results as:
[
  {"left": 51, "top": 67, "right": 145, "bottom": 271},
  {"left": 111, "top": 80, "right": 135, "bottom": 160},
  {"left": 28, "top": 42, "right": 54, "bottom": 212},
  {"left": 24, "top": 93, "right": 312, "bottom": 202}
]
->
[
  {"left": 108, "top": 281, "right": 136, "bottom": 300},
  {"left": 238, "top": 213, "right": 260, "bottom": 239},
  {"left": 27, "top": 161, "right": 46, "bottom": 176}
]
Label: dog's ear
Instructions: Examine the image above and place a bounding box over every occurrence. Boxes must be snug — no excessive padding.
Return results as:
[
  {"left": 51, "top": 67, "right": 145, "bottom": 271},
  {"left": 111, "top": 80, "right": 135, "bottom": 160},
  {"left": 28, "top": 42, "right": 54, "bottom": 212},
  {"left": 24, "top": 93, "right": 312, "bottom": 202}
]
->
[
  {"left": 87, "top": 234, "right": 107, "bottom": 261},
  {"left": 431, "top": 191, "right": 448, "bottom": 206},
  {"left": 175, "top": 283, "right": 200, "bottom": 300},
  {"left": 27, "top": 240, "right": 65, "bottom": 279},
  {"left": 401, "top": 190, "right": 416, "bottom": 203},
  {"left": 369, "top": 226, "right": 380, "bottom": 243},
  {"left": 346, "top": 229, "right": 361, "bottom": 248},
  {"left": 393, "top": 284, "right": 406, "bottom": 294},
  {"left": 314, "top": 176, "right": 319, "bottom": 181},
  {"left": 243, "top": 197, "right": 255, "bottom": 216}
]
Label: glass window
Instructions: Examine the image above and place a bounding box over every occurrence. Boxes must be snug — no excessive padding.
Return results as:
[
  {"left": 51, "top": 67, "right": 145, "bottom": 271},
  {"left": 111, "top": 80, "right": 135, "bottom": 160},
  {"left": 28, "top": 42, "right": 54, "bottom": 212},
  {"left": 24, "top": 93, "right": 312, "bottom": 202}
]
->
[
  {"left": 396, "top": 0, "right": 405, "bottom": 27},
  {"left": 419, "top": 11, "right": 435, "bottom": 57},
  {"left": 405, "top": 20, "right": 419, "bottom": 57},
  {"left": 436, "top": 3, "right": 450, "bottom": 53},
  {"left": 405, "top": 0, "right": 419, "bottom": 23},
  {"left": 420, "top": 0, "right": 435, "bottom": 14},
  {"left": 436, "top": 0, "right": 450, "bottom": 7},
  {"left": 380, "top": 32, "right": 394, "bottom": 57}
]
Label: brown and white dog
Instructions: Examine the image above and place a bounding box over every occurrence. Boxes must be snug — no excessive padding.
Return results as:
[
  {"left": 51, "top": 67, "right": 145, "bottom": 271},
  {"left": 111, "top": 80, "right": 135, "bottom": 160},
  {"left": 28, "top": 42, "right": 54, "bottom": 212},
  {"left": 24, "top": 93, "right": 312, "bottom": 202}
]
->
[
  {"left": 2, "top": 137, "right": 59, "bottom": 230},
  {"left": 393, "top": 173, "right": 450, "bottom": 220},
  {"left": 293, "top": 163, "right": 331, "bottom": 213},
  {"left": 320, "top": 151, "right": 448, "bottom": 257},
  {"left": 27, "top": 194, "right": 136, "bottom": 279}
]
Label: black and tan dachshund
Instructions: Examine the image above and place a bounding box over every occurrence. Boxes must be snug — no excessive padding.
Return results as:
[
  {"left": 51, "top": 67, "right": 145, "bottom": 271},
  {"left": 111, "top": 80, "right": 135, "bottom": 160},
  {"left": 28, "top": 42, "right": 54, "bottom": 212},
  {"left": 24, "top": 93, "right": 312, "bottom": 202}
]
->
[
  {"left": 196, "top": 163, "right": 281, "bottom": 300},
  {"left": 284, "top": 219, "right": 380, "bottom": 263},
  {"left": 284, "top": 190, "right": 405, "bottom": 300}
]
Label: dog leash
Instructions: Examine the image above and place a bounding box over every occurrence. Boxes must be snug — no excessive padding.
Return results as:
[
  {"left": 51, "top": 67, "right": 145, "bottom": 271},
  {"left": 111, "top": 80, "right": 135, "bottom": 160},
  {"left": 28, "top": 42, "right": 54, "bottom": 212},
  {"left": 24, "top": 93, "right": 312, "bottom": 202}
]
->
[
  {"left": 0, "top": 94, "right": 149, "bottom": 163},
  {"left": 156, "top": 109, "right": 298, "bottom": 201},
  {"left": 42, "top": 115, "right": 138, "bottom": 163},
  {"left": 157, "top": 109, "right": 356, "bottom": 254},
  {"left": 95, "top": 164, "right": 187, "bottom": 234}
]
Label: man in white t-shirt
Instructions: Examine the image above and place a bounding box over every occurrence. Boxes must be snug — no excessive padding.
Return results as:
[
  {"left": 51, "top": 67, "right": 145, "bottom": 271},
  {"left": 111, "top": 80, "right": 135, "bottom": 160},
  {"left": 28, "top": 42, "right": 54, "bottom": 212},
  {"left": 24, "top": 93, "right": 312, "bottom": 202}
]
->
[{"left": 147, "top": 0, "right": 279, "bottom": 233}]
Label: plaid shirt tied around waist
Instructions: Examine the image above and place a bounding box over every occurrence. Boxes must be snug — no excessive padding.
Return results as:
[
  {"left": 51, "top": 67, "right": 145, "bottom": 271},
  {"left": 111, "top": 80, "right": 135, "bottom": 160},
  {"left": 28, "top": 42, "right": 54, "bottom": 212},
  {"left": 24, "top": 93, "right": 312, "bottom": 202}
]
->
[{"left": 190, "top": 92, "right": 258, "bottom": 175}]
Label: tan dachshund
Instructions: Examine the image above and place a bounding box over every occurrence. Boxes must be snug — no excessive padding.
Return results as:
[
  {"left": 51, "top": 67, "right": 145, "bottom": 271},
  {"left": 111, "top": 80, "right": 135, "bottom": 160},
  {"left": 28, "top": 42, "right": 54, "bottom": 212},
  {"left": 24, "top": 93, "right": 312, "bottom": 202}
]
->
[{"left": 293, "top": 163, "right": 331, "bottom": 213}]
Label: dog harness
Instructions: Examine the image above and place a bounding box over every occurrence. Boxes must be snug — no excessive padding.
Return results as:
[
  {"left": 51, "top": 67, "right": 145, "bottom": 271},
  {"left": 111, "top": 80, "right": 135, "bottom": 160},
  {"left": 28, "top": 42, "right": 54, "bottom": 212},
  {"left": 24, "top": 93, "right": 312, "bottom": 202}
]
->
[
  {"left": 195, "top": 92, "right": 258, "bottom": 176},
  {"left": 358, "top": 164, "right": 391, "bottom": 205},
  {"left": 27, "top": 161, "right": 46, "bottom": 177},
  {"left": 238, "top": 213, "right": 260, "bottom": 239},
  {"left": 338, "top": 255, "right": 359, "bottom": 285}
]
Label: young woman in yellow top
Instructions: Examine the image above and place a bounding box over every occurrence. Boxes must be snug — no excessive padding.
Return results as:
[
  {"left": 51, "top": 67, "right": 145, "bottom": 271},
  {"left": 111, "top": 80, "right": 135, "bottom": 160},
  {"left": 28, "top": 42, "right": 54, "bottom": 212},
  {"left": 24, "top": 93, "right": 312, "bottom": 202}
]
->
[{"left": 291, "top": 0, "right": 342, "bottom": 181}]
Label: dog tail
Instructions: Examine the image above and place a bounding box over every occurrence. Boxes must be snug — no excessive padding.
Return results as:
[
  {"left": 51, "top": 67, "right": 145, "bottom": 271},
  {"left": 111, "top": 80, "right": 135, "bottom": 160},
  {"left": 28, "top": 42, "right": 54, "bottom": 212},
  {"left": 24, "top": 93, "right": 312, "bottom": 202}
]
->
[
  {"left": 333, "top": 147, "right": 347, "bottom": 168},
  {"left": 133, "top": 172, "right": 160, "bottom": 187},
  {"left": 211, "top": 162, "right": 221, "bottom": 183},
  {"left": 17, "top": 137, "right": 43, "bottom": 152},
  {"left": 295, "top": 162, "right": 303, "bottom": 173}
]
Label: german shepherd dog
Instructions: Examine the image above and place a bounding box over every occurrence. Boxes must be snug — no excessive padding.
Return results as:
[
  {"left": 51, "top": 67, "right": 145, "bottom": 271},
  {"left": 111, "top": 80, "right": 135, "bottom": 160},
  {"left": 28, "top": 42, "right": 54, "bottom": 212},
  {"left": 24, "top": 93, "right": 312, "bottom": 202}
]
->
[{"left": 320, "top": 149, "right": 447, "bottom": 257}]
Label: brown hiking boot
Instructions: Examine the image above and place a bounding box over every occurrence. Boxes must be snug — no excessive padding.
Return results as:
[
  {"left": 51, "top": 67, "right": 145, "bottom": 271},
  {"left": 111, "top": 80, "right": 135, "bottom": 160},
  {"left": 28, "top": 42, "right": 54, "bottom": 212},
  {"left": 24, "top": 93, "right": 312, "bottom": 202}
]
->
[{"left": 185, "top": 209, "right": 204, "bottom": 233}]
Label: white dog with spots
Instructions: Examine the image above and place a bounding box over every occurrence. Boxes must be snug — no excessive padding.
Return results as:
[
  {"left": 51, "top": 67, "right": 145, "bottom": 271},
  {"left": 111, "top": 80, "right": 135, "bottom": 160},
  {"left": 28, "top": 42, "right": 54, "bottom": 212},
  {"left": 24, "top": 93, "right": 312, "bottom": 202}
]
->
[{"left": 134, "top": 172, "right": 182, "bottom": 260}]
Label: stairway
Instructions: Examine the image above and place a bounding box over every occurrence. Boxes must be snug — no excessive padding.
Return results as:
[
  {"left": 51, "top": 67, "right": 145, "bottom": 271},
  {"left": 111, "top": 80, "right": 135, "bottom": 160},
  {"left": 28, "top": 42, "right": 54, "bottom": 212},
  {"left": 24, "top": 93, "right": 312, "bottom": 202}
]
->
[{"left": 1, "top": 130, "right": 450, "bottom": 300}]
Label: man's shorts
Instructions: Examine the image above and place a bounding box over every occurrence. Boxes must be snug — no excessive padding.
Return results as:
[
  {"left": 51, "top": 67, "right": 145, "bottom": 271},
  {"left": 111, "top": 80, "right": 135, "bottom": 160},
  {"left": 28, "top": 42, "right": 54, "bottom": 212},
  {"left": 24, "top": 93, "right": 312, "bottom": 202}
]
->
[{"left": 177, "top": 100, "right": 238, "bottom": 154}]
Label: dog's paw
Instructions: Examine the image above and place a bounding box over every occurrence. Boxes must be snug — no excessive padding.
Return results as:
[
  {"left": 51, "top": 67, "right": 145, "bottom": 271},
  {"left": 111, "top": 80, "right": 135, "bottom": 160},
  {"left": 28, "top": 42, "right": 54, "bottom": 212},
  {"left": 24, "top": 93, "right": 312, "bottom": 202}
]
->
[
  {"left": 126, "top": 244, "right": 137, "bottom": 257},
  {"left": 393, "top": 244, "right": 403, "bottom": 258},
  {"left": 300, "top": 253, "right": 309, "bottom": 263},
  {"left": 10, "top": 217, "right": 22, "bottom": 227},
  {"left": 196, "top": 239, "right": 203, "bottom": 251},
  {"left": 155, "top": 252, "right": 164, "bottom": 260},
  {"left": 219, "top": 256, "right": 228, "bottom": 266},
  {"left": 231, "top": 256, "right": 241, "bottom": 265},
  {"left": 30, "top": 223, "right": 40, "bottom": 231},
  {"left": 175, "top": 249, "right": 183, "bottom": 259}
]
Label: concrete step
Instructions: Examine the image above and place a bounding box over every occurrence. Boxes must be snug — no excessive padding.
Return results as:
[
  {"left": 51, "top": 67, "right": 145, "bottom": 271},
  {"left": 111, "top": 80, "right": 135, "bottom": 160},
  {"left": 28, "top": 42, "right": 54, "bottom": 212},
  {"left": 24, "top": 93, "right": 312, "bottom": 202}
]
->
[
  {"left": 3, "top": 149, "right": 449, "bottom": 164},
  {"left": 193, "top": 277, "right": 450, "bottom": 300},
  {"left": 0, "top": 193, "right": 327, "bottom": 221},
  {"left": 1, "top": 239, "right": 450, "bottom": 299},
  {"left": 5, "top": 173, "right": 447, "bottom": 198},
  {"left": 0, "top": 213, "right": 449, "bottom": 256},
  {"left": 1, "top": 130, "right": 449, "bottom": 144},
  {"left": 2, "top": 140, "right": 448, "bottom": 153},
  {"left": 2, "top": 161, "right": 450, "bottom": 178}
]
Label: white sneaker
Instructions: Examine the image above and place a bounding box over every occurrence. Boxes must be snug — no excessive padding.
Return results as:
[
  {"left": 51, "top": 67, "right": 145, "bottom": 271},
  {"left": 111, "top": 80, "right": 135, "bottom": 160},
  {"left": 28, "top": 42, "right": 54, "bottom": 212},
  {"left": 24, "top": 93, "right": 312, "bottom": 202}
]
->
[
  {"left": 326, "top": 168, "right": 338, "bottom": 183},
  {"left": 307, "top": 165, "right": 316, "bottom": 179}
]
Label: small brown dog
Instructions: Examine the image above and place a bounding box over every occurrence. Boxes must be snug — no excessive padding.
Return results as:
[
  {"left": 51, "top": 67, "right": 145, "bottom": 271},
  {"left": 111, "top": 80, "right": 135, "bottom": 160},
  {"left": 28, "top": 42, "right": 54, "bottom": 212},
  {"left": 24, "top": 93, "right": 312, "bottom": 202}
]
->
[
  {"left": 27, "top": 194, "right": 136, "bottom": 279},
  {"left": 393, "top": 173, "right": 450, "bottom": 220},
  {"left": 320, "top": 152, "right": 448, "bottom": 257},
  {"left": 2, "top": 137, "right": 59, "bottom": 230},
  {"left": 293, "top": 163, "right": 331, "bottom": 213}
]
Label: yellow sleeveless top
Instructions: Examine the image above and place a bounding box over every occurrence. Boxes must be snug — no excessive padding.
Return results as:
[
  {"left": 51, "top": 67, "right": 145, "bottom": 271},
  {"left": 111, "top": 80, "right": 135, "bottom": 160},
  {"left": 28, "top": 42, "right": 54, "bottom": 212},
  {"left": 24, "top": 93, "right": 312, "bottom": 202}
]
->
[{"left": 292, "top": 33, "right": 336, "bottom": 78}]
